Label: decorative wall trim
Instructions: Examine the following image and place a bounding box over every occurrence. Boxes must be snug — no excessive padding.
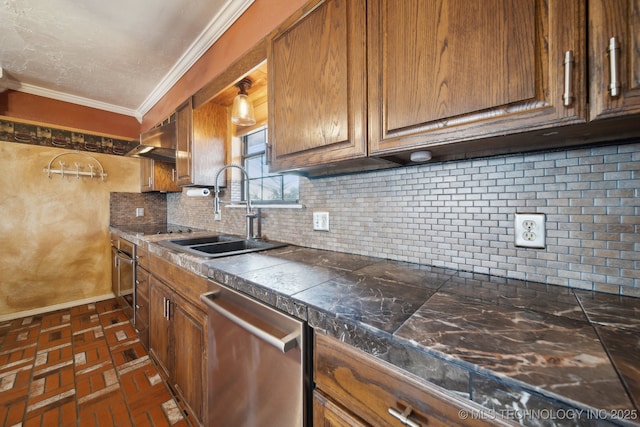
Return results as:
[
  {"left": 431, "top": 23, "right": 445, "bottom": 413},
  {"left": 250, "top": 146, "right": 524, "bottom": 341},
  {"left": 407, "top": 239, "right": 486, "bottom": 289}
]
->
[{"left": 0, "top": 116, "right": 137, "bottom": 156}]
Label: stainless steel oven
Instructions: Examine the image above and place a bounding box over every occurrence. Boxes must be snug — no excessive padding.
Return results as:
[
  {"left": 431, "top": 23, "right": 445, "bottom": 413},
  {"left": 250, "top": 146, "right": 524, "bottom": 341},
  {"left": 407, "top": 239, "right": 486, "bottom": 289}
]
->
[
  {"left": 111, "top": 236, "right": 136, "bottom": 321},
  {"left": 201, "top": 286, "right": 309, "bottom": 426}
]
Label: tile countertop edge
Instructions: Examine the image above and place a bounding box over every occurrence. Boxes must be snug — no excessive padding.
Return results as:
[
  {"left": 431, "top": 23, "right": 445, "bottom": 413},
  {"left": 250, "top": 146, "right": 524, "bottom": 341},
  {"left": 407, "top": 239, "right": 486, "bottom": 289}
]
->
[{"left": 111, "top": 227, "right": 640, "bottom": 427}]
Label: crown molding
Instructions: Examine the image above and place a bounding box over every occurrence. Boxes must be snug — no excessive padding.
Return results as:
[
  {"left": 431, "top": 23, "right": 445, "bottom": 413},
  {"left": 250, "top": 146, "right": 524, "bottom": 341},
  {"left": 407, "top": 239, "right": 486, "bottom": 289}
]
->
[
  {"left": 5, "top": 0, "right": 255, "bottom": 124},
  {"left": 136, "top": 0, "right": 255, "bottom": 117},
  {"left": 15, "top": 83, "right": 141, "bottom": 120},
  {"left": 0, "top": 66, "right": 21, "bottom": 94}
]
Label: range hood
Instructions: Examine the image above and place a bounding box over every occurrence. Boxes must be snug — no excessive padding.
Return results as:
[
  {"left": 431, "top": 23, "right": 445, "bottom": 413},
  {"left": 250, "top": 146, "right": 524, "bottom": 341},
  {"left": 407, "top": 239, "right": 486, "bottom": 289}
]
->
[{"left": 126, "top": 121, "right": 177, "bottom": 162}]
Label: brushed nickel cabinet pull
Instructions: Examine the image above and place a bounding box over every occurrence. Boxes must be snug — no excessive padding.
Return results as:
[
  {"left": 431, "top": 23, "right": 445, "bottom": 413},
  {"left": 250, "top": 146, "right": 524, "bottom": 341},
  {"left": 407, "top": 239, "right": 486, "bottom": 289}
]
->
[
  {"left": 563, "top": 51, "right": 574, "bottom": 107},
  {"left": 388, "top": 406, "right": 421, "bottom": 427},
  {"left": 607, "top": 37, "right": 621, "bottom": 97},
  {"left": 265, "top": 143, "right": 272, "bottom": 166}
]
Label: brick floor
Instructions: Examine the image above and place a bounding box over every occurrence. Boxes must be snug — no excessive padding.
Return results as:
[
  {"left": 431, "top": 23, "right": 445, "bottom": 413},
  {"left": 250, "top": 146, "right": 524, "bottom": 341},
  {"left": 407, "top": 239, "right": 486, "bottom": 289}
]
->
[{"left": 0, "top": 299, "right": 190, "bottom": 427}]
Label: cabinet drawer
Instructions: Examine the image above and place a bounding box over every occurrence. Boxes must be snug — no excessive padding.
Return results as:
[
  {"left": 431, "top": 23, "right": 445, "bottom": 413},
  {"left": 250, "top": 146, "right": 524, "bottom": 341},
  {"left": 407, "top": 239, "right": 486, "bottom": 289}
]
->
[
  {"left": 314, "top": 333, "right": 512, "bottom": 427},
  {"left": 136, "top": 245, "right": 149, "bottom": 271},
  {"left": 149, "top": 253, "right": 209, "bottom": 309}
]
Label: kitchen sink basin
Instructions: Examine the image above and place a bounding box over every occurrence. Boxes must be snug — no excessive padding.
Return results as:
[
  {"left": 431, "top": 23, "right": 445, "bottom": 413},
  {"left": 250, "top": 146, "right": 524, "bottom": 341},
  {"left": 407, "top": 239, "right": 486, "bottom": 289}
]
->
[
  {"left": 158, "top": 235, "right": 286, "bottom": 258},
  {"left": 162, "top": 235, "right": 235, "bottom": 246}
]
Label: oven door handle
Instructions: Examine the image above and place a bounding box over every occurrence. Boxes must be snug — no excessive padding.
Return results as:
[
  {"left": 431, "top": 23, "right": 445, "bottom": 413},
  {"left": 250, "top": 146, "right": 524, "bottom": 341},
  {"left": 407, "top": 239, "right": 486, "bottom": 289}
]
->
[
  {"left": 114, "top": 252, "right": 135, "bottom": 265},
  {"left": 200, "top": 291, "right": 299, "bottom": 353}
]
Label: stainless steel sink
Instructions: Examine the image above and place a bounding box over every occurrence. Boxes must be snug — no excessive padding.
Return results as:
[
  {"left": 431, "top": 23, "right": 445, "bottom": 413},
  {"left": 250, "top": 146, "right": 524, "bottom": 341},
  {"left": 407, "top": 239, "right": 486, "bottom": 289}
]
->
[
  {"left": 158, "top": 234, "right": 286, "bottom": 258},
  {"left": 162, "top": 235, "right": 236, "bottom": 246}
]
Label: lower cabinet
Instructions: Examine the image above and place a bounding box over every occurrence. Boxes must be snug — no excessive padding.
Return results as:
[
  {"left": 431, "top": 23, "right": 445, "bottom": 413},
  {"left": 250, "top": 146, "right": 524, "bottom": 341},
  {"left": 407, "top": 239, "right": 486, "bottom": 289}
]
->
[
  {"left": 134, "top": 265, "right": 149, "bottom": 349},
  {"left": 314, "top": 390, "right": 368, "bottom": 427},
  {"left": 148, "top": 254, "right": 209, "bottom": 427},
  {"left": 313, "top": 333, "right": 514, "bottom": 427}
]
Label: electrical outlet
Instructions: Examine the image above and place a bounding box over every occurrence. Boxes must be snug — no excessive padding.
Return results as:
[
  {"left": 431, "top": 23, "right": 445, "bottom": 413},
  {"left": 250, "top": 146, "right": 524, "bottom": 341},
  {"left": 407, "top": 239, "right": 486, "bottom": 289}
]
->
[
  {"left": 135, "top": 207, "right": 144, "bottom": 217},
  {"left": 514, "top": 213, "right": 546, "bottom": 249},
  {"left": 313, "top": 212, "right": 330, "bottom": 231}
]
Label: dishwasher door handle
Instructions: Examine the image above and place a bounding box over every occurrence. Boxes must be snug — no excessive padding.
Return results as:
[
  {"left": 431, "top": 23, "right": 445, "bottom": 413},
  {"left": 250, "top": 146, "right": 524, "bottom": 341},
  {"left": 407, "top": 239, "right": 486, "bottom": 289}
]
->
[{"left": 200, "top": 291, "right": 299, "bottom": 353}]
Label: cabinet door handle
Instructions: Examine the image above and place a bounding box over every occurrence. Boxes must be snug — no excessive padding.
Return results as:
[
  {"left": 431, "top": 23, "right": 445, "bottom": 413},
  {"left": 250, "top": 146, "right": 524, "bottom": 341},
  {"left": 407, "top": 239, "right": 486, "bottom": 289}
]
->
[
  {"left": 162, "top": 297, "right": 167, "bottom": 319},
  {"left": 607, "top": 36, "right": 621, "bottom": 97},
  {"left": 265, "top": 143, "right": 272, "bottom": 166},
  {"left": 165, "top": 298, "right": 171, "bottom": 321},
  {"left": 172, "top": 168, "right": 176, "bottom": 182},
  {"left": 562, "top": 50, "right": 574, "bottom": 107},
  {"left": 388, "top": 406, "right": 421, "bottom": 427}
]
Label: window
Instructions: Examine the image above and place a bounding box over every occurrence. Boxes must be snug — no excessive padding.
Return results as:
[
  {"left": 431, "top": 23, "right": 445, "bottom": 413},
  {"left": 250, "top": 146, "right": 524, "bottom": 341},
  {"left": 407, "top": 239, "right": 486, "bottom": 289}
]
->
[{"left": 242, "top": 128, "right": 299, "bottom": 204}]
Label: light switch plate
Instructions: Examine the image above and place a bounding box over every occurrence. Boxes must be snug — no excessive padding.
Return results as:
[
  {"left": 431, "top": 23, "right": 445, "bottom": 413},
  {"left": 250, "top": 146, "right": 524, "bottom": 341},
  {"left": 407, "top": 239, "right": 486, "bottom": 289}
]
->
[{"left": 514, "top": 213, "right": 545, "bottom": 249}]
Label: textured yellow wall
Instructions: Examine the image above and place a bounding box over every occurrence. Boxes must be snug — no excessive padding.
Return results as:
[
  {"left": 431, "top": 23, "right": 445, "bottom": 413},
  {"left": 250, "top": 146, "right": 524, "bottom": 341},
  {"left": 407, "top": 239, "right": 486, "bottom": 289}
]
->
[{"left": 0, "top": 140, "right": 140, "bottom": 317}]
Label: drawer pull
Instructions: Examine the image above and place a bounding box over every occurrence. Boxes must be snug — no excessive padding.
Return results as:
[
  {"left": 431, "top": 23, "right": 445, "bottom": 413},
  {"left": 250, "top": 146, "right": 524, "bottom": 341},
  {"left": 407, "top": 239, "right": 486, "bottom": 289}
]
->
[{"left": 388, "top": 406, "right": 421, "bottom": 427}]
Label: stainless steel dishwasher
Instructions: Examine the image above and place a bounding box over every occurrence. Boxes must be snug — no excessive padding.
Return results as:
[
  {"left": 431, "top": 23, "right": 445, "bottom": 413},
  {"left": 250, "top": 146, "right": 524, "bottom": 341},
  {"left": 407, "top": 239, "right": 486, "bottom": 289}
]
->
[{"left": 200, "top": 285, "right": 309, "bottom": 427}]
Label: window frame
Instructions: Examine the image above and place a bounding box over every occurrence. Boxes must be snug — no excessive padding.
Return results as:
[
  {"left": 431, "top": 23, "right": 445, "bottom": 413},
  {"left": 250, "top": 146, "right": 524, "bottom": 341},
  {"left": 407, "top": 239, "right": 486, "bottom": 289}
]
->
[{"left": 241, "top": 127, "right": 299, "bottom": 205}]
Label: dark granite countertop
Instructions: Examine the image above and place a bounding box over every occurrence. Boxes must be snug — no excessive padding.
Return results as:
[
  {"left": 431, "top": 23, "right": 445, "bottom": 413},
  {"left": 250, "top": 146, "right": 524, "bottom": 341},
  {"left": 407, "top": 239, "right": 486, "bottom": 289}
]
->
[{"left": 112, "top": 227, "right": 640, "bottom": 427}]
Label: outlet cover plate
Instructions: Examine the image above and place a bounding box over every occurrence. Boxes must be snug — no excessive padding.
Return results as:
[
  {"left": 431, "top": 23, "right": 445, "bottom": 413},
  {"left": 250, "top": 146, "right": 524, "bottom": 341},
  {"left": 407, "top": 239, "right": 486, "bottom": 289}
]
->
[
  {"left": 515, "top": 213, "right": 545, "bottom": 249},
  {"left": 313, "top": 212, "right": 330, "bottom": 231}
]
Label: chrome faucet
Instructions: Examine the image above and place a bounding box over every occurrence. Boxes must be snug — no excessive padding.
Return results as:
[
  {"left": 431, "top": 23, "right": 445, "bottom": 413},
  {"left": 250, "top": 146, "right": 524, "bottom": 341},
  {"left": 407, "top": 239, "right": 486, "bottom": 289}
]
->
[{"left": 213, "top": 164, "right": 257, "bottom": 240}]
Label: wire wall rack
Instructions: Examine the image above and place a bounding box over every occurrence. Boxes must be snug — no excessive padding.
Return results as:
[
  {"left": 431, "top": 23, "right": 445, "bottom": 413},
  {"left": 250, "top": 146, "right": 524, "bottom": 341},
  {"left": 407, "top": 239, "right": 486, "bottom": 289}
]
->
[{"left": 43, "top": 152, "right": 108, "bottom": 181}]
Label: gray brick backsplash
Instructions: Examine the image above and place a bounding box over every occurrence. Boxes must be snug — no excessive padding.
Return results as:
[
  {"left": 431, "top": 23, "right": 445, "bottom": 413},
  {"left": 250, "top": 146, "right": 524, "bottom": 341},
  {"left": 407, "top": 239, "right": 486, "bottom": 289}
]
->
[{"left": 167, "top": 141, "right": 640, "bottom": 296}]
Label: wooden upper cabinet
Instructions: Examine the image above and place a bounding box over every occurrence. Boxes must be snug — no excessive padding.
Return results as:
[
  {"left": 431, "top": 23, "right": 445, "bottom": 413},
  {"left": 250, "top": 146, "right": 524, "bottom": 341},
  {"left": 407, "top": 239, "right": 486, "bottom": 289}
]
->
[
  {"left": 268, "top": 0, "right": 368, "bottom": 172},
  {"left": 368, "top": 0, "right": 587, "bottom": 156},
  {"left": 140, "top": 158, "right": 154, "bottom": 192},
  {"left": 175, "top": 98, "right": 227, "bottom": 186},
  {"left": 141, "top": 159, "right": 180, "bottom": 193},
  {"left": 589, "top": 0, "right": 640, "bottom": 121},
  {"left": 175, "top": 99, "right": 193, "bottom": 185}
]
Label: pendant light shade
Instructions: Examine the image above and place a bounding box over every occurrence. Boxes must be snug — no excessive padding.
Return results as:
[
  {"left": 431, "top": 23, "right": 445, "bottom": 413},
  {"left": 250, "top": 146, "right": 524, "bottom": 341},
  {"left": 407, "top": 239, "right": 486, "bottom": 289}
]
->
[{"left": 231, "top": 78, "right": 256, "bottom": 126}]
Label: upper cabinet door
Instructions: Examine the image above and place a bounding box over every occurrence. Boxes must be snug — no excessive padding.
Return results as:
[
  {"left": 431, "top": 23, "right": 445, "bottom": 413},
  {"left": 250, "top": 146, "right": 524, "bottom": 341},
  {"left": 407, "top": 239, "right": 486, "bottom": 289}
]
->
[
  {"left": 175, "top": 99, "right": 227, "bottom": 186},
  {"left": 589, "top": 0, "right": 640, "bottom": 121},
  {"left": 268, "top": 0, "right": 367, "bottom": 172},
  {"left": 368, "top": 0, "right": 587, "bottom": 156},
  {"left": 175, "top": 99, "right": 193, "bottom": 186}
]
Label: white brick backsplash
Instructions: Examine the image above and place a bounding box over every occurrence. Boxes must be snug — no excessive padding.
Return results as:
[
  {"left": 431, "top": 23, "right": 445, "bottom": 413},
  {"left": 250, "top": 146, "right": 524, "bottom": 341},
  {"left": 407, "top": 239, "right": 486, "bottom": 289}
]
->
[{"left": 168, "top": 141, "right": 640, "bottom": 296}]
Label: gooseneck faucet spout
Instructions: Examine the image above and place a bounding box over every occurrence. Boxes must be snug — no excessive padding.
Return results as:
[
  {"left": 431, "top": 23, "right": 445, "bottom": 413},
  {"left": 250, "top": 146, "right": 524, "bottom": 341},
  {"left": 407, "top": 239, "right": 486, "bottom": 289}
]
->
[{"left": 213, "top": 164, "right": 257, "bottom": 240}]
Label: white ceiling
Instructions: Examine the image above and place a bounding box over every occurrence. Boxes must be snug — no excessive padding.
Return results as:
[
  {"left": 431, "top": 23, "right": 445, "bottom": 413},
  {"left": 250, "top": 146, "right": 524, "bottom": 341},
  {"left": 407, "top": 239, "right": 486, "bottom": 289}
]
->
[{"left": 0, "top": 0, "right": 254, "bottom": 121}]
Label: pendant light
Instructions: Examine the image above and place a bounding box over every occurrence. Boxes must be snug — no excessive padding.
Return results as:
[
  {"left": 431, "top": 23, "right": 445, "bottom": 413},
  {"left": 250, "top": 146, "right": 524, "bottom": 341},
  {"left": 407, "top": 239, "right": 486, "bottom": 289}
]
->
[{"left": 231, "top": 77, "right": 256, "bottom": 126}]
